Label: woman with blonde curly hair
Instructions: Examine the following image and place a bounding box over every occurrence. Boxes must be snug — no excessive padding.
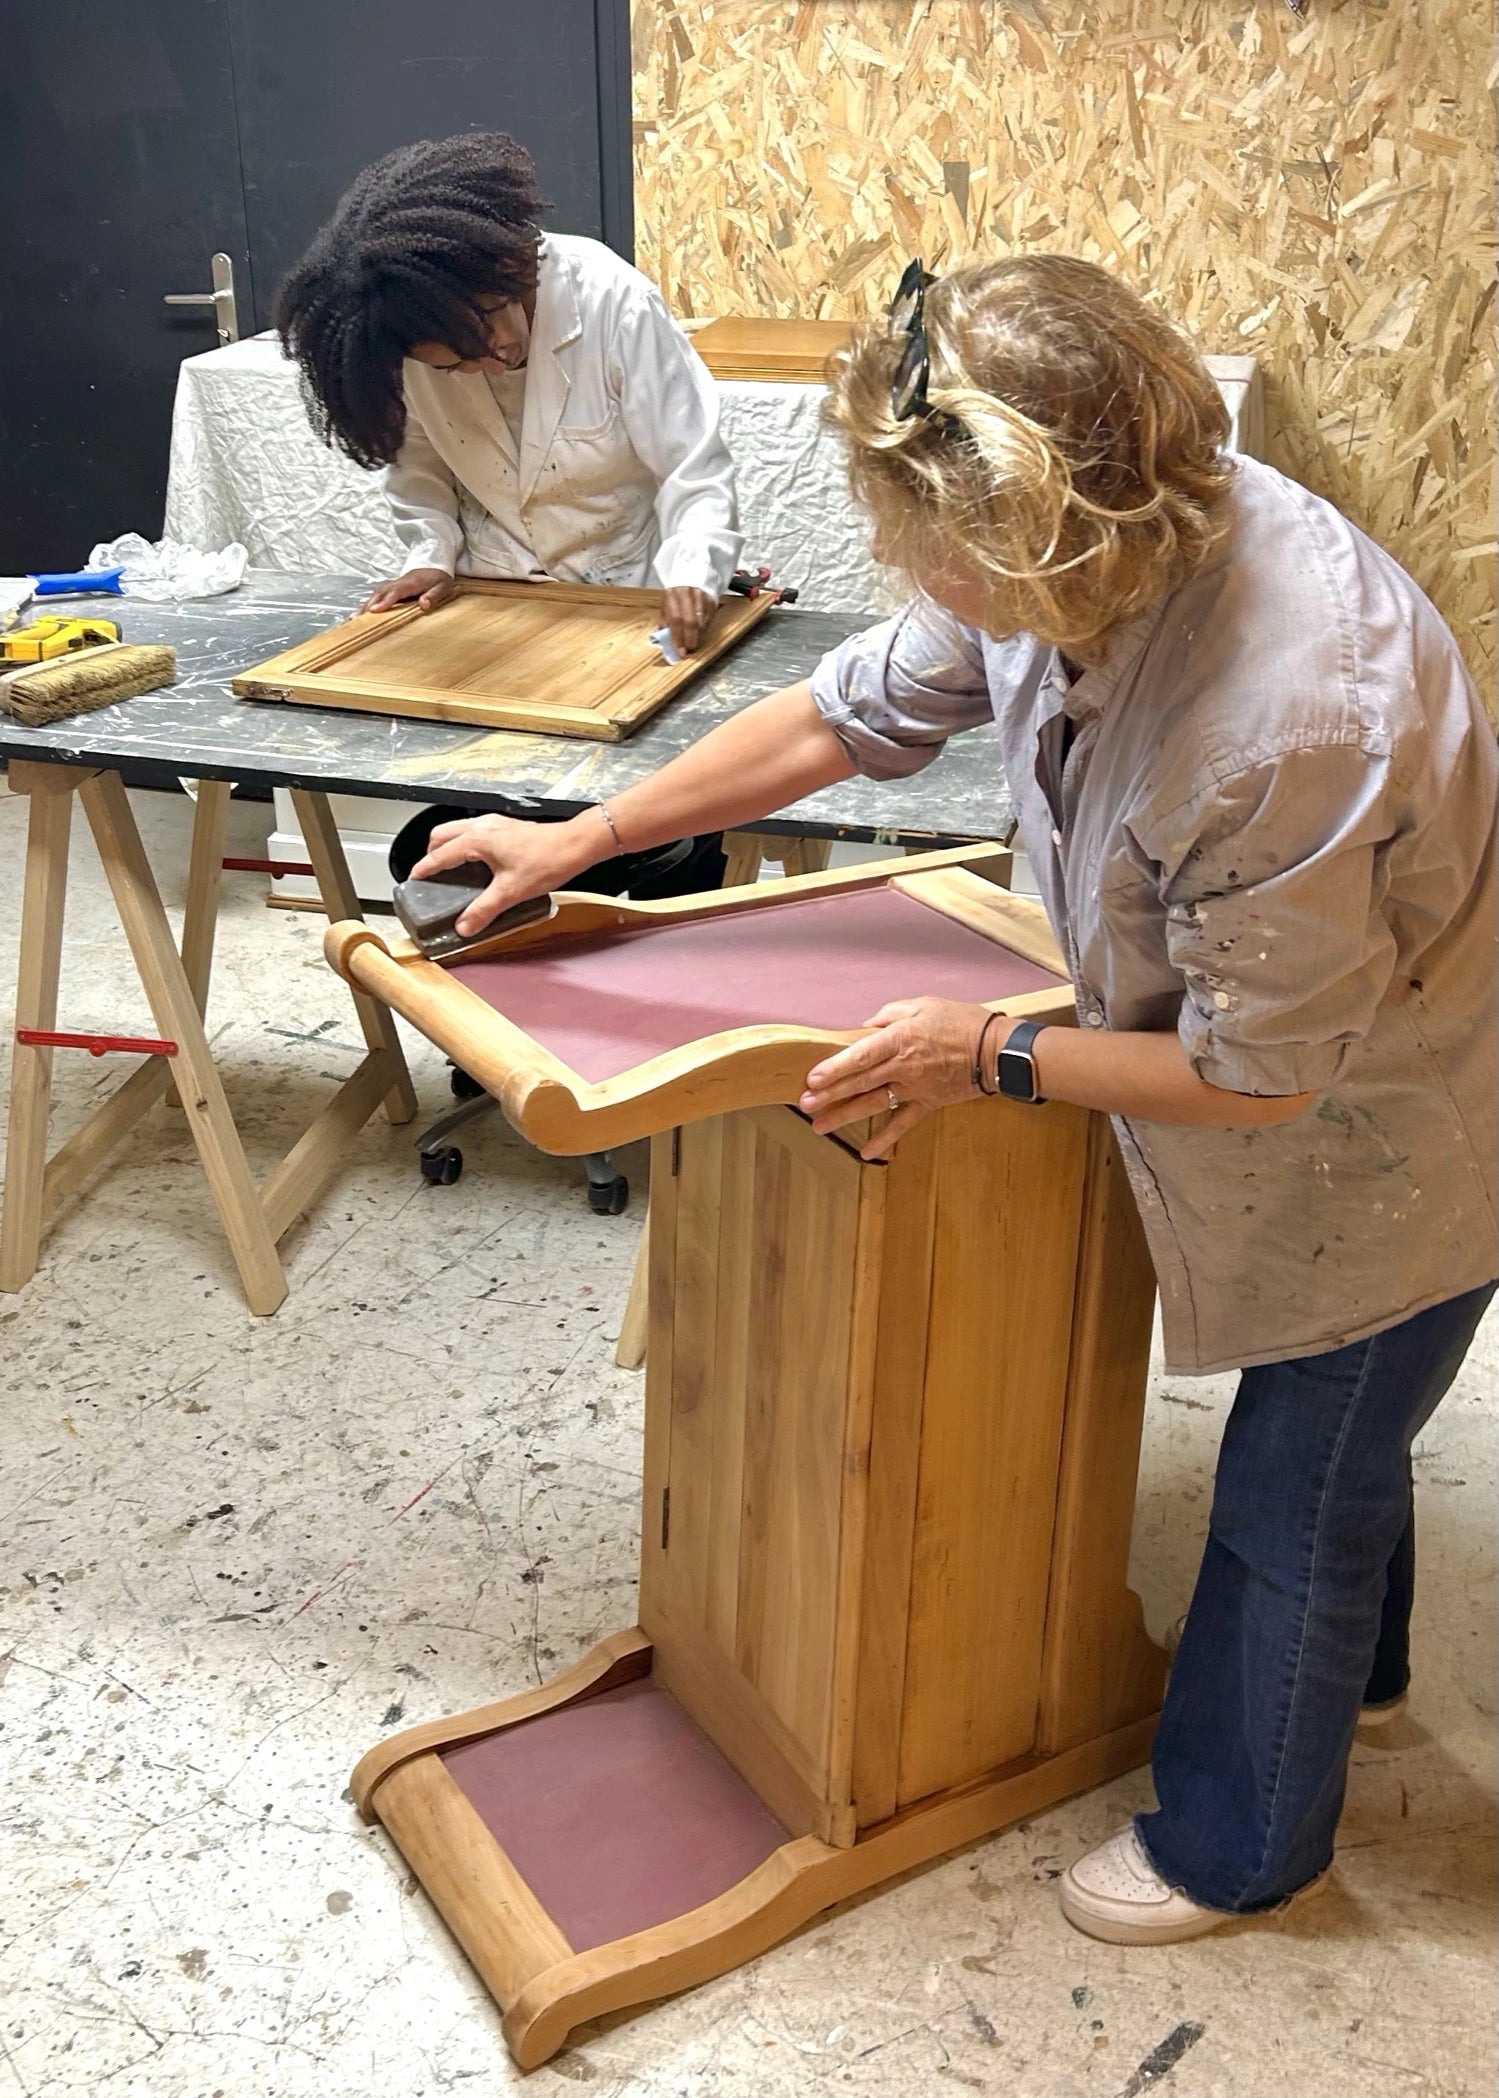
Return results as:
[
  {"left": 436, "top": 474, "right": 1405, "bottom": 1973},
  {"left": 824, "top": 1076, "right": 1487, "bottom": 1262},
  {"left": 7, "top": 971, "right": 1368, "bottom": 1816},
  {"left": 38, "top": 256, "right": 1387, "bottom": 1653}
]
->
[{"left": 415, "top": 256, "right": 1496, "bottom": 1944}]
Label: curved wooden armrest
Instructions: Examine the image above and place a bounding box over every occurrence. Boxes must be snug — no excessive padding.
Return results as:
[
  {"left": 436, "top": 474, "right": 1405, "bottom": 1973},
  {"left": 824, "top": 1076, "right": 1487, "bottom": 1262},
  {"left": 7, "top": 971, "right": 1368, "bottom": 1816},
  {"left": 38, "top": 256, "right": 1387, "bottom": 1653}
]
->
[{"left": 322, "top": 849, "right": 1072, "bottom": 1155}]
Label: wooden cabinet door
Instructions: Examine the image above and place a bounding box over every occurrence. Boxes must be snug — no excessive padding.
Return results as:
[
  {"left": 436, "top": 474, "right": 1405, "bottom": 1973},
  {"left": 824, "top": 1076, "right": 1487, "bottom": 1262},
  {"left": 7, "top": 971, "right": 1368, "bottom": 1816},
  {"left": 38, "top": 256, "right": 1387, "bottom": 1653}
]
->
[
  {"left": 849, "top": 1096, "right": 1094, "bottom": 1821},
  {"left": 640, "top": 1108, "right": 880, "bottom": 1844}
]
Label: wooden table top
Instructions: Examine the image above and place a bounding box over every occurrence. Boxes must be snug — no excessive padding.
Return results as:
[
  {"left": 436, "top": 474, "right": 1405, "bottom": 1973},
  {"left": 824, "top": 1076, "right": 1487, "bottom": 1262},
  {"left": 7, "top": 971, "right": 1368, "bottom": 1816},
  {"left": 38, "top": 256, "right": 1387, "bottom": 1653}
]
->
[{"left": 0, "top": 572, "right": 1017, "bottom": 847}]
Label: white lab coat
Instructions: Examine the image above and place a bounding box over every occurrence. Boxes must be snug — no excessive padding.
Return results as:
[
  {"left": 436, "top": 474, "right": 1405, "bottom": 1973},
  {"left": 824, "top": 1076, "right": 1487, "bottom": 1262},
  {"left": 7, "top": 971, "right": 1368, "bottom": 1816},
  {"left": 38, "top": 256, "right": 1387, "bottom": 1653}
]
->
[{"left": 385, "top": 234, "right": 740, "bottom": 598}]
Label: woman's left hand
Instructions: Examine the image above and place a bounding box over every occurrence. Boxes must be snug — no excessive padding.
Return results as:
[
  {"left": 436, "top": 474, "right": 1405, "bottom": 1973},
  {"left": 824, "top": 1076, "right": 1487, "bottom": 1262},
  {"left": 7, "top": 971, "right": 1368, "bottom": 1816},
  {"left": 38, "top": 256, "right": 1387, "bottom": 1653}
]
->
[
  {"left": 800, "top": 997, "right": 1001, "bottom": 1160},
  {"left": 660, "top": 585, "right": 716, "bottom": 655}
]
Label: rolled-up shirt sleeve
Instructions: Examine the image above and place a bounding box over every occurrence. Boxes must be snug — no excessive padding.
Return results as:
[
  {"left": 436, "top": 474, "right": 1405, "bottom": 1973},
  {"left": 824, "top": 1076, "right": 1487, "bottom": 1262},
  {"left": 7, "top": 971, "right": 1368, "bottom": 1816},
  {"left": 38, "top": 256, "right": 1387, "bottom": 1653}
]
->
[
  {"left": 383, "top": 395, "right": 465, "bottom": 576},
  {"left": 1147, "top": 743, "right": 1401, "bottom": 1096},
  {"left": 609, "top": 288, "right": 741, "bottom": 599},
  {"left": 808, "top": 597, "right": 1001, "bottom": 780}
]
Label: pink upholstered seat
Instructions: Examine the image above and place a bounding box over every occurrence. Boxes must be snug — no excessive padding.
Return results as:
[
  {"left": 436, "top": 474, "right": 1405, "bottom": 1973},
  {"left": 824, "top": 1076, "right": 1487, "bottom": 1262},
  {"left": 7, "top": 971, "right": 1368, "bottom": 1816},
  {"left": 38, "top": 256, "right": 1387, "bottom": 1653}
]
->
[{"left": 447, "top": 887, "right": 1062, "bottom": 1083}]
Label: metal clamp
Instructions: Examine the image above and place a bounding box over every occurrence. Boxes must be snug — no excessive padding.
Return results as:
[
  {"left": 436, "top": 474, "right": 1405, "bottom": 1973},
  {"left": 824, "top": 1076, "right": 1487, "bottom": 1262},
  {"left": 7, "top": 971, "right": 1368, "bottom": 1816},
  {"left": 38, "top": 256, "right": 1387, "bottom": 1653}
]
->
[{"left": 728, "top": 565, "right": 799, "bottom": 606}]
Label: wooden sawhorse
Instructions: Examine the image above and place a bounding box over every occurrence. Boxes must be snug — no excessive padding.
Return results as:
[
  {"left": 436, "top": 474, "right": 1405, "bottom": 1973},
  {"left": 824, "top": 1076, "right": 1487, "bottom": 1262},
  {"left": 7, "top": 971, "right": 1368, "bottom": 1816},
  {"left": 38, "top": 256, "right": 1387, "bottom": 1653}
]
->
[
  {"left": 0, "top": 761, "right": 416, "bottom": 1315},
  {"left": 720, "top": 829, "right": 832, "bottom": 887}
]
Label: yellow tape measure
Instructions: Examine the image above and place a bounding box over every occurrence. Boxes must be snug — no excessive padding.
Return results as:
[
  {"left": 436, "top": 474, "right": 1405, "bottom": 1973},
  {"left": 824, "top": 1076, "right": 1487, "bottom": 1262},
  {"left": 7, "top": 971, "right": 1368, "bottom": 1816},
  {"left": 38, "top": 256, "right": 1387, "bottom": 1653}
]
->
[{"left": 0, "top": 615, "right": 121, "bottom": 664}]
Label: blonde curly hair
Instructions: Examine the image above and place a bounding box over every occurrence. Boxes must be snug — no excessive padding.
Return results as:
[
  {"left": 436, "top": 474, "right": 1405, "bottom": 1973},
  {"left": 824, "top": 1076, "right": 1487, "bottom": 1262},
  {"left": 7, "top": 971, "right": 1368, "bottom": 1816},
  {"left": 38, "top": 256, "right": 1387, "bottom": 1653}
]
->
[{"left": 825, "top": 255, "right": 1234, "bottom": 657}]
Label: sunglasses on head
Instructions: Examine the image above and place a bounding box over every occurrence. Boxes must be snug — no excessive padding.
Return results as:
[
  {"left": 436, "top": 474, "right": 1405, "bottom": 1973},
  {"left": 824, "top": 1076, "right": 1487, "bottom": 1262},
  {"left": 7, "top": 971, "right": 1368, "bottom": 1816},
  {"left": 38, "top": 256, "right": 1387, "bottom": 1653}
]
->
[{"left": 888, "top": 257, "right": 942, "bottom": 423}]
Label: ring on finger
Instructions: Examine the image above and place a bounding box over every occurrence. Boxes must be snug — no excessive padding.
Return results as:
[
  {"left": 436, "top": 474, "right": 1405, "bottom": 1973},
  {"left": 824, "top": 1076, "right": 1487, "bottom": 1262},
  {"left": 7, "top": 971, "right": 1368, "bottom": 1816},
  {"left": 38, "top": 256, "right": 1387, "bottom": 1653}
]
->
[{"left": 885, "top": 1087, "right": 901, "bottom": 1114}]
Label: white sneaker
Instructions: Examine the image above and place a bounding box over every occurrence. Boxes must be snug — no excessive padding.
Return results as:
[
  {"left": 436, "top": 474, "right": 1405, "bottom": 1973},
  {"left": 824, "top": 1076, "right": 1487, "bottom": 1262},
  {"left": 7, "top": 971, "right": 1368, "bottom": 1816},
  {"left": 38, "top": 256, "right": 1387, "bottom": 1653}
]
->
[
  {"left": 1164, "top": 1614, "right": 1410, "bottom": 1725},
  {"left": 1060, "top": 1826, "right": 1228, "bottom": 1944},
  {"left": 1356, "top": 1690, "right": 1409, "bottom": 1727},
  {"left": 1059, "top": 1826, "right": 1330, "bottom": 1946}
]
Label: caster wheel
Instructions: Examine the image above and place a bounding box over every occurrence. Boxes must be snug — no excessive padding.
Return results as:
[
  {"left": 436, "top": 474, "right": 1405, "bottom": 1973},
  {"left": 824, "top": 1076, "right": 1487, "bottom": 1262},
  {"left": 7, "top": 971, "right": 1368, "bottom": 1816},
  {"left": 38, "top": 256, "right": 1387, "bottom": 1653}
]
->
[
  {"left": 587, "top": 1175, "right": 628, "bottom": 1216},
  {"left": 449, "top": 1065, "right": 485, "bottom": 1101},
  {"left": 421, "top": 1147, "right": 464, "bottom": 1186}
]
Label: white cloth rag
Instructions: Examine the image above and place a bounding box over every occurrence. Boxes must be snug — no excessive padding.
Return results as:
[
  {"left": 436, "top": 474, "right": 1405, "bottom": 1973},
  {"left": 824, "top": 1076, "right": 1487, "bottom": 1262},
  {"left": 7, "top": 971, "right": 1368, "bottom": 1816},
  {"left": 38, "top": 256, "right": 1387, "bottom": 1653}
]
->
[{"left": 86, "top": 530, "right": 248, "bottom": 601}]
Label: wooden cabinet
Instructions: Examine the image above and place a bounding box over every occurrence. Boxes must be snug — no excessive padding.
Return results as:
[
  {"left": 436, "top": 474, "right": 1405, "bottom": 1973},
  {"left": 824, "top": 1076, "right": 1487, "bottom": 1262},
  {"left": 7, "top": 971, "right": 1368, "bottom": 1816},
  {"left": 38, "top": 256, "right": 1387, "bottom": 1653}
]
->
[
  {"left": 641, "top": 1094, "right": 1162, "bottom": 1848},
  {"left": 342, "top": 856, "right": 1165, "bottom": 2067}
]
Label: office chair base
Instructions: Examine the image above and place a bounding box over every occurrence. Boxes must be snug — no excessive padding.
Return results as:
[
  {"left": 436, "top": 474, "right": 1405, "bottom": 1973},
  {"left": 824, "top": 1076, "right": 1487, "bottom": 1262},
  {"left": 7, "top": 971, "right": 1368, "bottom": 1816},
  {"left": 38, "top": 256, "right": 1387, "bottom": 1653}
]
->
[{"left": 417, "top": 1076, "right": 628, "bottom": 1212}]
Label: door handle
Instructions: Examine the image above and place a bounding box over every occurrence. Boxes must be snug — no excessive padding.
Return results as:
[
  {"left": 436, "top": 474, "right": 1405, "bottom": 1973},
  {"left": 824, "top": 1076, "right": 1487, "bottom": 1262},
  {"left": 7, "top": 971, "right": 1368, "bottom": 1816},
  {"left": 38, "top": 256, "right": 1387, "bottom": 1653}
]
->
[{"left": 164, "top": 252, "right": 239, "bottom": 344}]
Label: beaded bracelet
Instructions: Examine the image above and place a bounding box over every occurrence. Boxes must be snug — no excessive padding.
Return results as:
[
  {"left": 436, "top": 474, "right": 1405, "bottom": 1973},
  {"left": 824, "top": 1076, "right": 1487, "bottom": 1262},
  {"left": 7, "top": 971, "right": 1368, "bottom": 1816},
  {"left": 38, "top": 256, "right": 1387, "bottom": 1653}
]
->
[{"left": 596, "top": 802, "right": 625, "bottom": 855}]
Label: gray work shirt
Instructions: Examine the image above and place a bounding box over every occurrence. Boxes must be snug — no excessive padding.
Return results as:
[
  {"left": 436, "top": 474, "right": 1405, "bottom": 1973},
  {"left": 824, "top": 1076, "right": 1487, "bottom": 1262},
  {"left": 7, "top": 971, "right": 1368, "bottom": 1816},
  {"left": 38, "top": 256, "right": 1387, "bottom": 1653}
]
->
[{"left": 810, "top": 457, "right": 1498, "bottom": 1374}]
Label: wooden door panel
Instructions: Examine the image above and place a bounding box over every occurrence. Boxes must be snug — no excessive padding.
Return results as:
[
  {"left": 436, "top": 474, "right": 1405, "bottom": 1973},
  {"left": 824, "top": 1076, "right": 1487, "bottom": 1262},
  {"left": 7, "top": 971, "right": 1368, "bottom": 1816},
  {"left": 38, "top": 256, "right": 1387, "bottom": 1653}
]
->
[
  {"left": 1035, "top": 1119, "right": 1166, "bottom": 1752},
  {"left": 732, "top": 1114, "right": 860, "bottom": 1754},
  {"left": 702, "top": 1114, "right": 754, "bottom": 1656},
  {"left": 894, "top": 1099, "right": 1090, "bottom": 1806},
  {"left": 641, "top": 1108, "right": 866, "bottom": 1832},
  {"left": 849, "top": 1115, "right": 941, "bottom": 1827},
  {"left": 232, "top": 580, "right": 773, "bottom": 740},
  {"left": 655, "top": 1117, "right": 726, "bottom": 1642}
]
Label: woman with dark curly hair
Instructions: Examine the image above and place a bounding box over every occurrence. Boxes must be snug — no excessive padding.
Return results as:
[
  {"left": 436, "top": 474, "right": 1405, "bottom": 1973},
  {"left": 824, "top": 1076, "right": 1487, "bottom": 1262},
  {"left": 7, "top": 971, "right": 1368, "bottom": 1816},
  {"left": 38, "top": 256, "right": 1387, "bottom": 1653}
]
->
[
  {"left": 277, "top": 132, "right": 740, "bottom": 656},
  {"left": 409, "top": 254, "right": 1496, "bottom": 1946}
]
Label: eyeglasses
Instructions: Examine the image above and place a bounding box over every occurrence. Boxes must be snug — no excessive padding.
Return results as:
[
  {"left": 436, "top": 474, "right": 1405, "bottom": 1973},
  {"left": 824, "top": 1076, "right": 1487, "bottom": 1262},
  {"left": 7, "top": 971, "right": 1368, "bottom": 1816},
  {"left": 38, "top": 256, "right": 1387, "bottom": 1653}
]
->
[{"left": 888, "top": 257, "right": 939, "bottom": 422}]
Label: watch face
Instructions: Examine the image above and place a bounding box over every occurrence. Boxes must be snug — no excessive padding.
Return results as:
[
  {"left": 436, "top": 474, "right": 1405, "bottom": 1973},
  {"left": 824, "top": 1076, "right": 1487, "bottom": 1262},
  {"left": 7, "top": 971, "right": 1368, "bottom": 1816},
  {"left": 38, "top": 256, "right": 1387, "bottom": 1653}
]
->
[{"left": 998, "top": 1047, "right": 1036, "bottom": 1103}]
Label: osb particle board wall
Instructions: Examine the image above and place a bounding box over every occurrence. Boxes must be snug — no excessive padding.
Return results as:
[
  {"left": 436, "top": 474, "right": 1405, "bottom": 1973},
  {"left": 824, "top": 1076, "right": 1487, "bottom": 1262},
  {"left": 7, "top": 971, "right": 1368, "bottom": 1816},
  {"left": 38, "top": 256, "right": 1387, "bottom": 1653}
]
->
[{"left": 632, "top": 1, "right": 1497, "bottom": 685}]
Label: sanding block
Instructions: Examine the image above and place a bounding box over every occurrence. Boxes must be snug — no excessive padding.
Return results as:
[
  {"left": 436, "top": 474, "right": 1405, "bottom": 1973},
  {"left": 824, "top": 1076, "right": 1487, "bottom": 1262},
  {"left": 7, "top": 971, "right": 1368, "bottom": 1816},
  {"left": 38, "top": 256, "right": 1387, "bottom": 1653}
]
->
[{"left": 392, "top": 861, "right": 554, "bottom": 959}]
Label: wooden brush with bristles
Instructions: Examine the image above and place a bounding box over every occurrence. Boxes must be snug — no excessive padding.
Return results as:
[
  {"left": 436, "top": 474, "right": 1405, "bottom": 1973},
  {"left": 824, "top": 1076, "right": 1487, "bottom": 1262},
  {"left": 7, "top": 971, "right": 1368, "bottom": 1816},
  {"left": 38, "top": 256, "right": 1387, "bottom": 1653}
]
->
[{"left": 0, "top": 641, "right": 176, "bottom": 726}]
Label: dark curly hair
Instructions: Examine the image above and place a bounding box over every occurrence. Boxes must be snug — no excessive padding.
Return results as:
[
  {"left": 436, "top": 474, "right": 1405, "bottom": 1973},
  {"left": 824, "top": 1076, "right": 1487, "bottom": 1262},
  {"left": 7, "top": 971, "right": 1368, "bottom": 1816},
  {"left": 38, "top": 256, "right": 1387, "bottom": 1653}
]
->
[{"left": 276, "top": 132, "right": 548, "bottom": 469}]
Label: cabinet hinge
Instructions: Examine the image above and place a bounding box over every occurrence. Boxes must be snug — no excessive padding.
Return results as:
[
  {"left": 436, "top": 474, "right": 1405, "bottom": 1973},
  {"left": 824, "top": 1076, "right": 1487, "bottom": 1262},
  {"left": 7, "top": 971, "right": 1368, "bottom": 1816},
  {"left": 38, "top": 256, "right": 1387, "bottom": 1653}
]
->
[{"left": 659, "top": 1487, "right": 671, "bottom": 1549}]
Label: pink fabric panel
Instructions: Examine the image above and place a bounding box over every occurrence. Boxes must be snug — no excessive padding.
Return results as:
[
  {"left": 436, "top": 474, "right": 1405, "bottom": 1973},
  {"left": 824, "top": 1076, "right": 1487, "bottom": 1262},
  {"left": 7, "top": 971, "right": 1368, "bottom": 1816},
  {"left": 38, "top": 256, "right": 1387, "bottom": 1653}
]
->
[
  {"left": 442, "top": 1677, "right": 789, "bottom": 1952},
  {"left": 447, "top": 886, "right": 1063, "bottom": 1082}
]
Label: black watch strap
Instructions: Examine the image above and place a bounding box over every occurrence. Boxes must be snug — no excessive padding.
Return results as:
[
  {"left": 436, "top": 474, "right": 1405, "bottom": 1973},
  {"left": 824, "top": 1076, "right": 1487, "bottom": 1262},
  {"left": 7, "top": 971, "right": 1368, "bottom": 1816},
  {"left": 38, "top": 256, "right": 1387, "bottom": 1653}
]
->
[{"left": 997, "top": 1018, "right": 1049, "bottom": 1105}]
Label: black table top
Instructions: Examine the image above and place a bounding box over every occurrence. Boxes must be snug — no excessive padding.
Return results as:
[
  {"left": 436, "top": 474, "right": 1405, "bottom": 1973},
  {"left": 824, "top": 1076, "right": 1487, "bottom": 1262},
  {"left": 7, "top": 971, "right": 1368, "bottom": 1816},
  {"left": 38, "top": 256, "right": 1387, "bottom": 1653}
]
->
[{"left": 0, "top": 573, "right": 1015, "bottom": 845}]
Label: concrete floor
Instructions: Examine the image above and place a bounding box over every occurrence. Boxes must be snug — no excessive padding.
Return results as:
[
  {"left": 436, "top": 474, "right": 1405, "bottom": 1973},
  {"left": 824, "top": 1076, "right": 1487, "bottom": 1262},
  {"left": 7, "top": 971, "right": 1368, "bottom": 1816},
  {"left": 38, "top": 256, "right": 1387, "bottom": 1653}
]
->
[{"left": 1, "top": 783, "right": 1493, "bottom": 2098}]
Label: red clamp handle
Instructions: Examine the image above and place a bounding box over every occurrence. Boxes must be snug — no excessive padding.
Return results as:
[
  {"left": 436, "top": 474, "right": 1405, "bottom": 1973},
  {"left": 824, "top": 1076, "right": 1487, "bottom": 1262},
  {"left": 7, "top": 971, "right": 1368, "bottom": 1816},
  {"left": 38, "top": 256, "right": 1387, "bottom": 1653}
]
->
[
  {"left": 16, "top": 1028, "right": 178, "bottom": 1058},
  {"left": 728, "top": 565, "right": 799, "bottom": 606}
]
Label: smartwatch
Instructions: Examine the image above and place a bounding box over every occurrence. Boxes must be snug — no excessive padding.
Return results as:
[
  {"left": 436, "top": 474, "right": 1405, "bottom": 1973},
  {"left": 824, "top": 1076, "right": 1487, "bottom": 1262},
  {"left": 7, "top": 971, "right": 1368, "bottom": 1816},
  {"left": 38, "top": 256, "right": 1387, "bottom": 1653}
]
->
[{"left": 997, "top": 1018, "right": 1049, "bottom": 1105}]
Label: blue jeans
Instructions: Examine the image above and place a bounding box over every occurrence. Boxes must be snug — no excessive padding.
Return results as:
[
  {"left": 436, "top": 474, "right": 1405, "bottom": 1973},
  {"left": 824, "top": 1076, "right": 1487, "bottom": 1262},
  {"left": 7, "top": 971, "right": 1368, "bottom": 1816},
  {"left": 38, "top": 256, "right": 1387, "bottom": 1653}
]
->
[{"left": 1138, "top": 1281, "right": 1495, "bottom": 1914}]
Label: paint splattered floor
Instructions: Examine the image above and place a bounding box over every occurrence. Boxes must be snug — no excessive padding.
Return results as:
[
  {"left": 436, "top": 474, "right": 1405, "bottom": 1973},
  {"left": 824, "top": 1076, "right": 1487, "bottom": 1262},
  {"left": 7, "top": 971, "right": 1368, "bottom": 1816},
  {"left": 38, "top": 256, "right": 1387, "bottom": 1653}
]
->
[{"left": 2, "top": 786, "right": 1494, "bottom": 2098}]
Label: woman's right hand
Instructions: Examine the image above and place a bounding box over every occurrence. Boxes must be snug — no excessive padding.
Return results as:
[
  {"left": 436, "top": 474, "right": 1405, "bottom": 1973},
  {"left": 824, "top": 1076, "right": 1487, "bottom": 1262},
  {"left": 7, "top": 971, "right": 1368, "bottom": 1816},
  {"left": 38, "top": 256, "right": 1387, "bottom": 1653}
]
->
[
  {"left": 411, "top": 812, "right": 603, "bottom": 939},
  {"left": 362, "top": 567, "right": 456, "bottom": 614}
]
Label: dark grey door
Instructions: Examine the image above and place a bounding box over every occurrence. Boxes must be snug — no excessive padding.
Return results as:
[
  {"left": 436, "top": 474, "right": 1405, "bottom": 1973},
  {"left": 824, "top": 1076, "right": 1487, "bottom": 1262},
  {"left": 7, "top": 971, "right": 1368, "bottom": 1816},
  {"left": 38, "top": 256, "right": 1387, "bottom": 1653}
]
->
[
  {"left": 0, "top": 2, "right": 251, "bottom": 570},
  {"left": 224, "top": 0, "right": 633, "bottom": 332},
  {"left": 0, "top": 0, "right": 631, "bottom": 572}
]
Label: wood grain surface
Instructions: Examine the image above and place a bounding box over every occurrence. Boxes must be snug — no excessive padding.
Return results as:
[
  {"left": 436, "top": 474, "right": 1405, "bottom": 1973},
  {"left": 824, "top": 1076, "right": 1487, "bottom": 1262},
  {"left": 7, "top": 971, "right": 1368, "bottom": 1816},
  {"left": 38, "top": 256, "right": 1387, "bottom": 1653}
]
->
[
  {"left": 691, "top": 314, "right": 852, "bottom": 381},
  {"left": 633, "top": 1, "right": 1496, "bottom": 688},
  {"left": 233, "top": 578, "right": 774, "bottom": 740}
]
